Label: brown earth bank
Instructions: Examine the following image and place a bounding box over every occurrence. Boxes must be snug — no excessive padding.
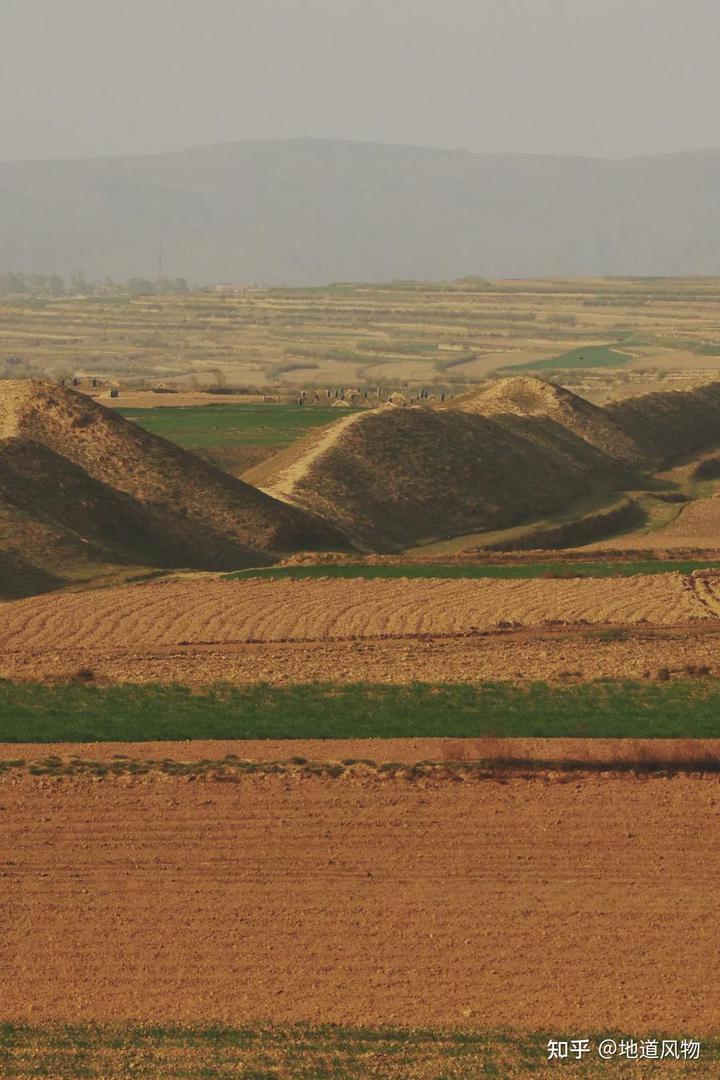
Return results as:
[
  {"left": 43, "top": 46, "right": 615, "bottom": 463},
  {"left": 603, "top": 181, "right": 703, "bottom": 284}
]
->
[
  {"left": 2, "top": 771, "right": 720, "bottom": 1031},
  {"left": 4, "top": 737, "right": 720, "bottom": 765},
  {"left": 2, "top": 625, "right": 720, "bottom": 686},
  {"left": 283, "top": 547, "right": 720, "bottom": 563}
]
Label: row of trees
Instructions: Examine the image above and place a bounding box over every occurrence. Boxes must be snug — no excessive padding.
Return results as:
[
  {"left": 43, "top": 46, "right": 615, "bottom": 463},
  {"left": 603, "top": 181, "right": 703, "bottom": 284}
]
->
[{"left": 0, "top": 272, "right": 190, "bottom": 298}]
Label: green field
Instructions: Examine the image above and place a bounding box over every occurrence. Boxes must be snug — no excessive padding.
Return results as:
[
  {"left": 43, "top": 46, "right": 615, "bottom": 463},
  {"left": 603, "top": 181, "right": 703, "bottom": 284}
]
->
[
  {"left": 117, "top": 403, "right": 354, "bottom": 449},
  {"left": 504, "top": 345, "right": 632, "bottom": 371},
  {"left": 4, "top": 680, "right": 720, "bottom": 742},
  {"left": 4, "top": 1022, "right": 706, "bottom": 1079},
  {"left": 226, "top": 560, "right": 720, "bottom": 582}
]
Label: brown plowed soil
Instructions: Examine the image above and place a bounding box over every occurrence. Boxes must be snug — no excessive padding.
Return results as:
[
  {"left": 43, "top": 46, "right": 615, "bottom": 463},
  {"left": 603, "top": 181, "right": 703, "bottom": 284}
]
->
[
  {"left": 2, "top": 768, "right": 720, "bottom": 1031},
  {"left": 0, "top": 574, "right": 715, "bottom": 685},
  {"left": 2, "top": 624, "right": 720, "bottom": 686},
  {"left": 0, "top": 575, "right": 707, "bottom": 653}
]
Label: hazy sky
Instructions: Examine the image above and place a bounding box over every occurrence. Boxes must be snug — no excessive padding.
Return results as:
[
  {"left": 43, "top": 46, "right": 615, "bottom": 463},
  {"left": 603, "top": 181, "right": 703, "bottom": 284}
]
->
[{"left": 1, "top": 0, "right": 719, "bottom": 162}]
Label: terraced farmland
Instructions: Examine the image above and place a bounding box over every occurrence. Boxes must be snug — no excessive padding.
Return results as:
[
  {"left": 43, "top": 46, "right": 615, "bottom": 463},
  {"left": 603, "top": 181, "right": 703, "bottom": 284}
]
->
[{"left": 7, "top": 278, "right": 720, "bottom": 402}]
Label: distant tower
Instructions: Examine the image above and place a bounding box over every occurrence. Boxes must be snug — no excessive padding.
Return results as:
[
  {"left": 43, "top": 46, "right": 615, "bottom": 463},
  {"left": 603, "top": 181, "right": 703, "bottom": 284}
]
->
[{"left": 157, "top": 242, "right": 164, "bottom": 283}]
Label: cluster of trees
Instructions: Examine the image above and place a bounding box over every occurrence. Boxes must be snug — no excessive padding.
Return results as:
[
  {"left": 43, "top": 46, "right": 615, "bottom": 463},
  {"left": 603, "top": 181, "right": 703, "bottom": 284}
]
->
[{"left": 0, "top": 272, "right": 190, "bottom": 298}]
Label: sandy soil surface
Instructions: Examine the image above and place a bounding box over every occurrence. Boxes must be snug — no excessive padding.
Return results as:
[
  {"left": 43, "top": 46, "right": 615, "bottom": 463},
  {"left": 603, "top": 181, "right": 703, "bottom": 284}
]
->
[
  {"left": 2, "top": 769, "right": 719, "bottom": 1031},
  {"left": 0, "top": 575, "right": 709, "bottom": 654},
  {"left": 1, "top": 624, "right": 719, "bottom": 686}
]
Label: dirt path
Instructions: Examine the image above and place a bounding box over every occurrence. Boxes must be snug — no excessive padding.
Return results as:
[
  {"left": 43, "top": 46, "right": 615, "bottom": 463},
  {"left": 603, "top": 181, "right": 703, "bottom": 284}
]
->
[
  {"left": 2, "top": 770, "right": 720, "bottom": 1031},
  {"left": 0, "top": 380, "right": 28, "bottom": 438},
  {"left": 259, "top": 411, "right": 365, "bottom": 503},
  {"left": 4, "top": 736, "right": 719, "bottom": 765}
]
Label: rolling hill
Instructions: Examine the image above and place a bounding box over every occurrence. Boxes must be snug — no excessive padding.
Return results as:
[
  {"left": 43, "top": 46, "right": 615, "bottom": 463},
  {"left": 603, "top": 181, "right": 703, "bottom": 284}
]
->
[
  {"left": 4, "top": 140, "right": 720, "bottom": 282},
  {"left": 245, "top": 386, "right": 638, "bottom": 549},
  {"left": 0, "top": 381, "right": 345, "bottom": 596},
  {"left": 451, "top": 378, "right": 650, "bottom": 468},
  {"left": 247, "top": 376, "right": 720, "bottom": 549},
  {"left": 604, "top": 381, "right": 720, "bottom": 466}
]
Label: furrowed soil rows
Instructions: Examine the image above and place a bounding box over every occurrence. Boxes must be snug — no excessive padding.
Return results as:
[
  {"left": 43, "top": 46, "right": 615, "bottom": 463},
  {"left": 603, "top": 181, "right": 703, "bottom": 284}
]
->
[
  {"left": 0, "top": 575, "right": 710, "bottom": 654},
  {"left": 3, "top": 627, "right": 720, "bottom": 685},
  {"left": 2, "top": 770, "right": 720, "bottom": 1031}
]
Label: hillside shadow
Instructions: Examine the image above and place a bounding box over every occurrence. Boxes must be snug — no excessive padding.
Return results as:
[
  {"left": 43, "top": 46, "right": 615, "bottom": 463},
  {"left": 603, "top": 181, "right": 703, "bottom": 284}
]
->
[{"left": 0, "top": 550, "right": 65, "bottom": 600}]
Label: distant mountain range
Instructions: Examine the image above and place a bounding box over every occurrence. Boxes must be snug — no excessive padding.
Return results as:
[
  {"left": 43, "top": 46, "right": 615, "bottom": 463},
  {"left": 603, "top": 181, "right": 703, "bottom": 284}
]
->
[{"left": 2, "top": 138, "right": 720, "bottom": 284}]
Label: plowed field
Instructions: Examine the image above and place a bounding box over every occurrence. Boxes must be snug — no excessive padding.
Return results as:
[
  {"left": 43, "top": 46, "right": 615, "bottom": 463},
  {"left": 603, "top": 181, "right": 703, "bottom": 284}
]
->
[
  {"left": 3, "top": 626, "right": 720, "bottom": 685},
  {"left": 629, "top": 495, "right": 720, "bottom": 549},
  {"left": 0, "top": 575, "right": 708, "bottom": 654},
  {"left": 2, "top": 767, "right": 720, "bottom": 1031}
]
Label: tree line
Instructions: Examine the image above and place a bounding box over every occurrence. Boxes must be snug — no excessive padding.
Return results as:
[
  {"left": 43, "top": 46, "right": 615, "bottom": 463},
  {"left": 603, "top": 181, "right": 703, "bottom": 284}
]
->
[{"left": 0, "top": 272, "right": 190, "bottom": 298}]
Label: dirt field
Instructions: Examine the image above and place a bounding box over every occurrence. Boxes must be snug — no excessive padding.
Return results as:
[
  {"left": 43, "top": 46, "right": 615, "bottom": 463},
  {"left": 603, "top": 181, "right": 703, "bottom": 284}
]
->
[
  {"left": 6, "top": 736, "right": 719, "bottom": 765},
  {"left": 0, "top": 575, "right": 709, "bottom": 653},
  {"left": 2, "top": 764, "right": 719, "bottom": 1031},
  {"left": 3, "top": 625, "right": 720, "bottom": 685},
  {"left": 1, "top": 574, "right": 719, "bottom": 685}
]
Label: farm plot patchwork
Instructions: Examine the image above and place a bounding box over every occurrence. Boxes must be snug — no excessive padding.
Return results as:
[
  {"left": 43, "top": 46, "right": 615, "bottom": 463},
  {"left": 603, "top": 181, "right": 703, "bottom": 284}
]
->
[{"left": 8, "top": 279, "right": 720, "bottom": 400}]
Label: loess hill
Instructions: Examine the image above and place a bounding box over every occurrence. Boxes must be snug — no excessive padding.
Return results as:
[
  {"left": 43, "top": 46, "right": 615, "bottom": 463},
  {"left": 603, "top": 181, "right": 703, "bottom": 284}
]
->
[
  {"left": 605, "top": 381, "right": 720, "bottom": 466},
  {"left": 4, "top": 375, "right": 720, "bottom": 598},
  {"left": 246, "top": 385, "right": 637, "bottom": 549},
  {"left": 0, "top": 381, "right": 344, "bottom": 597},
  {"left": 247, "top": 376, "right": 720, "bottom": 549},
  {"left": 452, "top": 376, "right": 651, "bottom": 467}
]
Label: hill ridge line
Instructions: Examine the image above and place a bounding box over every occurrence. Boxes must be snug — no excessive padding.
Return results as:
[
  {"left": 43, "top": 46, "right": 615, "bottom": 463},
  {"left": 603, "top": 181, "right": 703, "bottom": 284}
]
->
[
  {"left": 260, "top": 410, "right": 367, "bottom": 504},
  {"left": 0, "top": 381, "right": 31, "bottom": 439}
]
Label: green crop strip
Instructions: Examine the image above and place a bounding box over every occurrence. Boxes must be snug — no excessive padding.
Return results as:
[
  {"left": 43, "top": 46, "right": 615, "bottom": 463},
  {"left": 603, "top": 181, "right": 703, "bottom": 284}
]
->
[{"left": 3, "top": 680, "right": 720, "bottom": 742}]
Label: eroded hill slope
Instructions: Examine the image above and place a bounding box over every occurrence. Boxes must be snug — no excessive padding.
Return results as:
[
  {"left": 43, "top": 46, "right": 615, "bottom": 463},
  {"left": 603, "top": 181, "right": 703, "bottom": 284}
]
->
[
  {"left": 0, "top": 382, "right": 345, "bottom": 596},
  {"left": 453, "top": 377, "right": 650, "bottom": 467},
  {"left": 246, "top": 397, "right": 634, "bottom": 549},
  {"left": 604, "top": 381, "right": 720, "bottom": 465},
  {"left": 248, "top": 376, "right": 720, "bottom": 550}
]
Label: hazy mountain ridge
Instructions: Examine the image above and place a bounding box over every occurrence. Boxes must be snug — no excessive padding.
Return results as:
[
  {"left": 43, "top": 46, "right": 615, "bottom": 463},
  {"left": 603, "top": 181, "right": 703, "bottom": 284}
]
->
[{"left": 2, "top": 139, "right": 720, "bottom": 284}]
